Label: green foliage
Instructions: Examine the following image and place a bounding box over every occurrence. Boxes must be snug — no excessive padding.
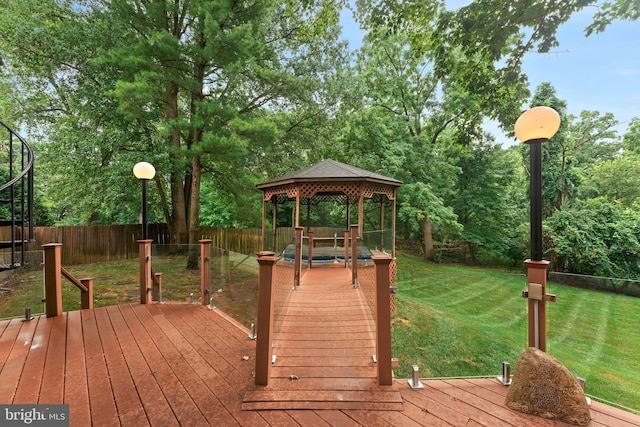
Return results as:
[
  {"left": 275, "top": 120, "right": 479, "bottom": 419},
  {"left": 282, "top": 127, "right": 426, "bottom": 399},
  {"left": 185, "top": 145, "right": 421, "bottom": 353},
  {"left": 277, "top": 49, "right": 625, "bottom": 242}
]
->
[
  {"left": 588, "top": 153, "right": 640, "bottom": 208},
  {"left": 453, "top": 135, "right": 524, "bottom": 263},
  {"left": 622, "top": 118, "right": 640, "bottom": 153},
  {"left": 545, "top": 199, "right": 640, "bottom": 278},
  {"left": 586, "top": 0, "right": 640, "bottom": 35}
]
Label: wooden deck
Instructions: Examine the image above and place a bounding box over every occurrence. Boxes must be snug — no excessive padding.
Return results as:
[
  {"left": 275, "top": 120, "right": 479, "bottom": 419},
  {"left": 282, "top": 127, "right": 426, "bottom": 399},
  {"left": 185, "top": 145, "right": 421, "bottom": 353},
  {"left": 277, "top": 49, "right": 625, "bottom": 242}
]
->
[
  {"left": 1, "top": 285, "right": 640, "bottom": 425},
  {"left": 243, "top": 266, "right": 404, "bottom": 410}
]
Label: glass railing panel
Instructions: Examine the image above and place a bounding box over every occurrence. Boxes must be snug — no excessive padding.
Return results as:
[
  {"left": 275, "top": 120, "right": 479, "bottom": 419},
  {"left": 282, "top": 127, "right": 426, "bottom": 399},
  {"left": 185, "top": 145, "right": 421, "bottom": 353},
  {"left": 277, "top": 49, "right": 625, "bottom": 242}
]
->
[
  {"left": 390, "top": 261, "right": 529, "bottom": 382},
  {"left": 361, "top": 228, "right": 393, "bottom": 254},
  {"left": 272, "top": 253, "right": 296, "bottom": 341},
  {"left": 150, "top": 244, "right": 201, "bottom": 302},
  {"left": 0, "top": 251, "right": 44, "bottom": 319},
  {"left": 546, "top": 279, "right": 640, "bottom": 413},
  {"left": 208, "top": 247, "right": 258, "bottom": 328},
  {"left": 58, "top": 257, "right": 139, "bottom": 308}
]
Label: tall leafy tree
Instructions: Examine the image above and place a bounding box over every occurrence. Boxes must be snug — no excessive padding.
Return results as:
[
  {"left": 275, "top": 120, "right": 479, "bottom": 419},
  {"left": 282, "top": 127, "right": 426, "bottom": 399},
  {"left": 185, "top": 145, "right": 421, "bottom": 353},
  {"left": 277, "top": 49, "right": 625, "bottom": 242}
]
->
[
  {"left": 349, "top": 0, "right": 534, "bottom": 259},
  {"left": 0, "top": 0, "right": 149, "bottom": 225},
  {"left": 524, "top": 83, "right": 619, "bottom": 216},
  {"left": 453, "top": 134, "right": 523, "bottom": 263},
  {"left": 1, "top": 0, "right": 349, "bottom": 240}
]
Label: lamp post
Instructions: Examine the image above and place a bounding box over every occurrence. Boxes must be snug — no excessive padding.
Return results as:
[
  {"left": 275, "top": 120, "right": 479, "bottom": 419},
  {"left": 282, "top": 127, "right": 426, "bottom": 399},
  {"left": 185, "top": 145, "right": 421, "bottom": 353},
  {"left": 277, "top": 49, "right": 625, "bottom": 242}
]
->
[
  {"left": 515, "top": 106, "right": 560, "bottom": 351},
  {"left": 133, "top": 161, "right": 156, "bottom": 240}
]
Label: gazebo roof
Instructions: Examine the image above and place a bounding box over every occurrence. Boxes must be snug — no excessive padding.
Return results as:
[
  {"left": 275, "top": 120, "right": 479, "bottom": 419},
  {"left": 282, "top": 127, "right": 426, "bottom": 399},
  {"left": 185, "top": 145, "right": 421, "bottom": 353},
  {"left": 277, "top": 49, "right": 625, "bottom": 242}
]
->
[{"left": 256, "top": 159, "right": 402, "bottom": 189}]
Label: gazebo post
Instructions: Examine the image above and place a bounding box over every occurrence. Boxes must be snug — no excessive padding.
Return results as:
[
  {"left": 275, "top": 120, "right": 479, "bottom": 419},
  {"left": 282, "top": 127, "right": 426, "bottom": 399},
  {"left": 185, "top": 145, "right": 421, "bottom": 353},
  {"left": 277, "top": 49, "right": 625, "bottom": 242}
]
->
[
  {"left": 272, "top": 199, "right": 277, "bottom": 252},
  {"left": 358, "top": 188, "right": 364, "bottom": 236},
  {"left": 380, "top": 198, "right": 385, "bottom": 250},
  {"left": 346, "top": 197, "right": 350, "bottom": 230},
  {"left": 294, "top": 226, "right": 303, "bottom": 288},
  {"left": 308, "top": 230, "right": 314, "bottom": 269},
  {"left": 392, "top": 190, "right": 397, "bottom": 258},
  {"left": 261, "top": 200, "right": 267, "bottom": 251},
  {"left": 351, "top": 224, "right": 358, "bottom": 286},
  {"left": 344, "top": 229, "right": 349, "bottom": 268}
]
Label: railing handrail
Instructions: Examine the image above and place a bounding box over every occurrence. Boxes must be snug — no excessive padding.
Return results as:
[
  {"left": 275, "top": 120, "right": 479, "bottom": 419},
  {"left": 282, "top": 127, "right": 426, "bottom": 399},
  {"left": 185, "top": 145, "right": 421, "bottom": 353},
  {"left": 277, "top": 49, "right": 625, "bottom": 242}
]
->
[
  {"left": 0, "top": 119, "right": 34, "bottom": 192},
  {"left": 61, "top": 266, "right": 89, "bottom": 293}
]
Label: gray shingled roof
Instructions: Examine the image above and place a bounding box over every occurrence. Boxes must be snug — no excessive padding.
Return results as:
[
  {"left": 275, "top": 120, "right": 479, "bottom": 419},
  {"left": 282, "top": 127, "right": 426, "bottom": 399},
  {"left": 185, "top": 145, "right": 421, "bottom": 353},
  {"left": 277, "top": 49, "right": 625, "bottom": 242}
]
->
[{"left": 256, "top": 159, "right": 402, "bottom": 189}]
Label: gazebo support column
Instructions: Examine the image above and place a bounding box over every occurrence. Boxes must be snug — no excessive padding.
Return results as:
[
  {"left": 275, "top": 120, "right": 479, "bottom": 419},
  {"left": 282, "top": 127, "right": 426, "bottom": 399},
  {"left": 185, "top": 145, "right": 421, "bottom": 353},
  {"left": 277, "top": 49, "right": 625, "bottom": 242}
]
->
[
  {"left": 350, "top": 224, "right": 358, "bottom": 286},
  {"left": 272, "top": 199, "right": 277, "bottom": 252},
  {"left": 295, "top": 192, "right": 301, "bottom": 228},
  {"left": 358, "top": 187, "right": 364, "bottom": 236},
  {"left": 392, "top": 192, "right": 397, "bottom": 258},
  {"left": 380, "top": 198, "right": 385, "bottom": 250},
  {"left": 308, "top": 230, "right": 314, "bottom": 269},
  {"left": 294, "top": 226, "right": 303, "bottom": 288},
  {"left": 344, "top": 229, "right": 349, "bottom": 268},
  {"left": 261, "top": 200, "right": 267, "bottom": 251}
]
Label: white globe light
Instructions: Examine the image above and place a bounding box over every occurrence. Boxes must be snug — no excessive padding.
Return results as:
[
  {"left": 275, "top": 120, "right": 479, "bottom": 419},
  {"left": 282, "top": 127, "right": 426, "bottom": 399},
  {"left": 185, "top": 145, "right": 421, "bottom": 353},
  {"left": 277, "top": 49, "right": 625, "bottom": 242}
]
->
[
  {"left": 514, "top": 106, "right": 561, "bottom": 143},
  {"left": 133, "top": 162, "right": 156, "bottom": 180}
]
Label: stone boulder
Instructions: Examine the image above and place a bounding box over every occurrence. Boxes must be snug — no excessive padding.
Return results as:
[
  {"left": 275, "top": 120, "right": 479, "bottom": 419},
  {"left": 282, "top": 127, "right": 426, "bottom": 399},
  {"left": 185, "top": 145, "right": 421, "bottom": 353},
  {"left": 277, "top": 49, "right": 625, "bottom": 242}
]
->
[{"left": 505, "top": 347, "right": 590, "bottom": 426}]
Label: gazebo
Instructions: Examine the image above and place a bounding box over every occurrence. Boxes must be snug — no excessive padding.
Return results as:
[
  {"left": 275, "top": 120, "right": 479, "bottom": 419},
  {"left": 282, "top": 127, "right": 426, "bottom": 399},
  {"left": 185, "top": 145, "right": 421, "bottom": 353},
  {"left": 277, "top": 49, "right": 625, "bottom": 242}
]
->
[{"left": 256, "top": 159, "right": 403, "bottom": 258}]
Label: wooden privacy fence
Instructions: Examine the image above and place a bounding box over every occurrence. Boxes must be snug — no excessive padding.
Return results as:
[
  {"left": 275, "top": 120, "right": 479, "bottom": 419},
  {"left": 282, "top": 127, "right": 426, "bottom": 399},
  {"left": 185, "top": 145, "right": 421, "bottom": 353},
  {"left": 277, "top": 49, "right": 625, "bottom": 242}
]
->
[{"left": 0, "top": 224, "right": 303, "bottom": 265}]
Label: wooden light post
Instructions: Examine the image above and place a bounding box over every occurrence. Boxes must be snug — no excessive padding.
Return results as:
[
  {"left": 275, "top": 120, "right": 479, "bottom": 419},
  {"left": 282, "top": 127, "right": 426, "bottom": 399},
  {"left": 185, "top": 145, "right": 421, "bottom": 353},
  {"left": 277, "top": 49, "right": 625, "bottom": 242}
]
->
[{"left": 515, "top": 106, "right": 560, "bottom": 351}]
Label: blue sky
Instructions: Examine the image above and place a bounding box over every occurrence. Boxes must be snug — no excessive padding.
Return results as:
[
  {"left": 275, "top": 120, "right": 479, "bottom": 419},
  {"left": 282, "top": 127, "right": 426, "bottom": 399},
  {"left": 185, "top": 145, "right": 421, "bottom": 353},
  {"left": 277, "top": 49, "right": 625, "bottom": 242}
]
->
[{"left": 339, "top": 2, "right": 640, "bottom": 147}]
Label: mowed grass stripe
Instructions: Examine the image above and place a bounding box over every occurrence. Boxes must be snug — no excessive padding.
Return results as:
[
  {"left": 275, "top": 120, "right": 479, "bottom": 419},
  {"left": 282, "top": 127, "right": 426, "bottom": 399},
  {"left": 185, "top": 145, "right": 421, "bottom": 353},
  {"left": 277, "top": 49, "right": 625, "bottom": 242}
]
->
[{"left": 392, "top": 253, "right": 640, "bottom": 412}]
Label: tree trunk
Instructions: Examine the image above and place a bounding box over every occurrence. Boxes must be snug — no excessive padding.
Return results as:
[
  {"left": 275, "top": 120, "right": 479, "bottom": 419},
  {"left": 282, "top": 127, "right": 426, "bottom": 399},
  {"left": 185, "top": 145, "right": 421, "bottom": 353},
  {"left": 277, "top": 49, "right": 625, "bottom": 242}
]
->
[
  {"left": 186, "top": 155, "right": 202, "bottom": 269},
  {"left": 422, "top": 217, "right": 434, "bottom": 261},
  {"left": 165, "top": 81, "right": 188, "bottom": 244},
  {"left": 186, "top": 45, "right": 205, "bottom": 269}
]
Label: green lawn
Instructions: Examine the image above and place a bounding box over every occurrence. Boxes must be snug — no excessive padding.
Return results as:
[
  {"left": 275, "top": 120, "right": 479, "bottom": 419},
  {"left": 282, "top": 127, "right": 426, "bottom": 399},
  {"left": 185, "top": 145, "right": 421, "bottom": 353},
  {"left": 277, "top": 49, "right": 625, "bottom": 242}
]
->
[
  {"left": 0, "top": 251, "right": 259, "bottom": 325},
  {"left": 392, "top": 253, "right": 640, "bottom": 412}
]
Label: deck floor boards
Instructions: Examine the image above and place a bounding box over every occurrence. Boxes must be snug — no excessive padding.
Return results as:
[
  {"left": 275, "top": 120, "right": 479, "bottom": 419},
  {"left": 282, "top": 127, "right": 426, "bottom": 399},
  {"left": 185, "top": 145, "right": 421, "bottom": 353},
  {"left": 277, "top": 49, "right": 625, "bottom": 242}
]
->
[
  {"left": 243, "top": 267, "right": 403, "bottom": 411},
  {"left": 1, "top": 295, "right": 639, "bottom": 425}
]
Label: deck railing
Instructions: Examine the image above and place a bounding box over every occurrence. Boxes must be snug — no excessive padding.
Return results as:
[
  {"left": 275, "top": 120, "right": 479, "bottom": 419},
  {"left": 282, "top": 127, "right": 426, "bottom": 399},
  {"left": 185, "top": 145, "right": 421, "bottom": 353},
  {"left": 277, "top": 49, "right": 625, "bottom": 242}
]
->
[{"left": 42, "top": 243, "right": 93, "bottom": 317}]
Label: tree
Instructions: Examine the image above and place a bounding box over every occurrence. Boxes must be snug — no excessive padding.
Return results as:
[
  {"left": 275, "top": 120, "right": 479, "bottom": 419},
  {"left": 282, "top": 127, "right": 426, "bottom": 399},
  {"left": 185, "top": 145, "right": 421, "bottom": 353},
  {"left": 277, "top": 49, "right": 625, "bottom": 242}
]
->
[
  {"left": 545, "top": 199, "right": 640, "bottom": 278},
  {"left": 1, "top": 0, "right": 349, "bottom": 244},
  {"left": 522, "top": 83, "right": 620, "bottom": 216},
  {"left": 588, "top": 154, "right": 640, "bottom": 208},
  {"left": 348, "top": 6, "right": 498, "bottom": 259},
  {"left": 586, "top": 0, "right": 640, "bottom": 35},
  {"left": 453, "top": 134, "right": 522, "bottom": 263}
]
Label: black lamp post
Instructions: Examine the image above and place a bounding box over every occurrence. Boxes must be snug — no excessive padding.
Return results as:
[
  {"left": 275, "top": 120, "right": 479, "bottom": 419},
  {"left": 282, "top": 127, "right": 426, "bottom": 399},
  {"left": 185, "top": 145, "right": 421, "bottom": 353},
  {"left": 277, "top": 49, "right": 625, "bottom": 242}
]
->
[
  {"left": 133, "top": 162, "right": 156, "bottom": 240},
  {"left": 515, "top": 106, "right": 561, "bottom": 260},
  {"left": 515, "top": 106, "right": 560, "bottom": 351}
]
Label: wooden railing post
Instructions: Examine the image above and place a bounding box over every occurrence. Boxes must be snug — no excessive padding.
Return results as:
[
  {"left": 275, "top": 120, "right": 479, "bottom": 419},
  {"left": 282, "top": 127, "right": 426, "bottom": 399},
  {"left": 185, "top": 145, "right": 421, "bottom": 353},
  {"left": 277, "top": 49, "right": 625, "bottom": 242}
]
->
[
  {"left": 200, "top": 239, "right": 212, "bottom": 305},
  {"left": 373, "top": 254, "right": 393, "bottom": 385},
  {"left": 255, "top": 251, "right": 278, "bottom": 386},
  {"left": 138, "top": 239, "right": 152, "bottom": 304},
  {"left": 153, "top": 273, "right": 163, "bottom": 302},
  {"left": 80, "top": 278, "right": 93, "bottom": 310},
  {"left": 350, "top": 224, "right": 358, "bottom": 286},
  {"left": 307, "top": 230, "right": 314, "bottom": 269},
  {"left": 43, "top": 243, "right": 63, "bottom": 318},
  {"left": 294, "top": 226, "right": 303, "bottom": 288},
  {"left": 524, "top": 259, "right": 553, "bottom": 351}
]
